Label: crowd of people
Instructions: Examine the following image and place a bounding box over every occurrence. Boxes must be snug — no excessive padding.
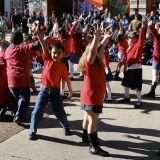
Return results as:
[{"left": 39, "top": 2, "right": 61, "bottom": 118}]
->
[{"left": 0, "top": 6, "right": 160, "bottom": 157}]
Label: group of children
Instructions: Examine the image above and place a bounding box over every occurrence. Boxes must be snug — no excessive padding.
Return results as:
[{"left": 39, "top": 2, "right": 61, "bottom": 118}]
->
[{"left": 0, "top": 10, "right": 160, "bottom": 157}]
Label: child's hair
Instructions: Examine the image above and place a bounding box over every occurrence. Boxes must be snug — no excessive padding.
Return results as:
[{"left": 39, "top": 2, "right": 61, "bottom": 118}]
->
[
  {"left": 77, "top": 44, "right": 91, "bottom": 71},
  {"left": 11, "top": 30, "right": 23, "bottom": 45},
  {"left": 128, "top": 31, "right": 139, "bottom": 39},
  {"left": 52, "top": 43, "right": 65, "bottom": 52},
  {"left": 58, "top": 27, "right": 68, "bottom": 39},
  {"left": 77, "top": 43, "right": 104, "bottom": 71}
]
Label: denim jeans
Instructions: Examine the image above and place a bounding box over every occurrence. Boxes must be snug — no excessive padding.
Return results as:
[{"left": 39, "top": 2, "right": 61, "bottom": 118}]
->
[
  {"left": 9, "top": 88, "right": 30, "bottom": 120},
  {"left": 30, "top": 85, "right": 70, "bottom": 134}
]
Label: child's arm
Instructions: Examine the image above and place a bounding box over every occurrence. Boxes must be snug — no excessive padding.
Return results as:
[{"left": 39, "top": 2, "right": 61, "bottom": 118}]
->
[
  {"left": 35, "top": 25, "right": 48, "bottom": 54},
  {"left": 148, "top": 20, "right": 159, "bottom": 39},
  {"left": 66, "top": 79, "right": 73, "bottom": 98},
  {"left": 87, "top": 26, "right": 101, "bottom": 65},
  {"left": 137, "top": 19, "right": 147, "bottom": 46},
  {"left": 98, "top": 31, "right": 111, "bottom": 59}
]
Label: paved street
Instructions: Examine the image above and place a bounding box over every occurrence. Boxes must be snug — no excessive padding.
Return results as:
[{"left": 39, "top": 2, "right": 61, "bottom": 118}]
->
[{"left": 0, "top": 64, "right": 160, "bottom": 160}]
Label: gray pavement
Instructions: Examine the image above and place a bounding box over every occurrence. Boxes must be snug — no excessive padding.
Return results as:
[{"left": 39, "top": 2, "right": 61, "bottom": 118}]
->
[{"left": 0, "top": 65, "right": 160, "bottom": 160}]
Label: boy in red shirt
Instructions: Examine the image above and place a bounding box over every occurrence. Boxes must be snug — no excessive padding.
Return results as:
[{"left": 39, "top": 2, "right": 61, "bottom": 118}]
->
[
  {"left": 144, "top": 21, "right": 160, "bottom": 98},
  {"left": 29, "top": 28, "right": 73, "bottom": 140},
  {"left": 78, "top": 26, "right": 110, "bottom": 157},
  {"left": 118, "top": 19, "right": 147, "bottom": 108},
  {"left": 4, "top": 30, "right": 41, "bottom": 124}
]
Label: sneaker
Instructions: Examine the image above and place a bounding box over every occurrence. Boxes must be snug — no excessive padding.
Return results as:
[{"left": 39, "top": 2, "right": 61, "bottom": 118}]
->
[
  {"left": 117, "top": 97, "right": 130, "bottom": 103},
  {"left": 134, "top": 102, "right": 143, "bottom": 109},
  {"left": 78, "top": 74, "right": 84, "bottom": 78},
  {"left": 29, "top": 132, "right": 37, "bottom": 140},
  {"left": 64, "top": 128, "right": 71, "bottom": 136}
]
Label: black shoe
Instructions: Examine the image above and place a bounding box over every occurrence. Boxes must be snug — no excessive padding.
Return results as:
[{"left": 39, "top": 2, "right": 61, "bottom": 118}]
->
[
  {"left": 117, "top": 97, "right": 130, "bottom": 103},
  {"left": 64, "top": 128, "right": 71, "bottom": 136},
  {"left": 114, "top": 76, "right": 122, "bottom": 81},
  {"left": 61, "top": 94, "right": 68, "bottom": 99},
  {"left": 29, "top": 132, "right": 37, "bottom": 140},
  {"left": 89, "top": 146, "right": 109, "bottom": 157},
  {"left": 13, "top": 117, "right": 22, "bottom": 125},
  {"left": 134, "top": 102, "right": 143, "bottom": 109},
  {"left": 104, "top": 99, "right": 113, "bottom": 103},
  {"left": 157, "top": 150, "right": 160, "bottom": 156},
  {"left": 143, "top": 92, "right": 155, "bottom": 98},
  {"left": 69, "top": 77, "right": 74, "bottom": 80}
]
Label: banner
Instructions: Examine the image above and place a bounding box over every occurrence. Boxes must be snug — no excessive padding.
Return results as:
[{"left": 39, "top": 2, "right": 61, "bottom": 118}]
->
[{"left": 87, "top": 0, "right": 108, "bottom": 8}]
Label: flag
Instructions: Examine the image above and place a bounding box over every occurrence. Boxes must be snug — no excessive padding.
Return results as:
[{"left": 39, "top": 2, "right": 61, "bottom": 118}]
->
[{"left": 87, "top": 0, "right": 108, "bottom": 8}]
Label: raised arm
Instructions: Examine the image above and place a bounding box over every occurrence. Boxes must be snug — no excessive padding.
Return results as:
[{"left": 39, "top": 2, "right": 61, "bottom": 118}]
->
[
  {"left": 69, "top": 20, "right": 80, "bottom": 36},
  {"left": 34, "top": 25, "right": 48, "bottom": 54},
  {"left": 148, "top": 20, "right": 159, "bottom": 39},
  {"left": 86, "top": 26, "right": 101, "bottom": 65},
  {"left": 97, "top": 30, "right": 111, "bottom": 59},
  {"left": 137, "top": 19, "right": 147, "bottom": 45}
]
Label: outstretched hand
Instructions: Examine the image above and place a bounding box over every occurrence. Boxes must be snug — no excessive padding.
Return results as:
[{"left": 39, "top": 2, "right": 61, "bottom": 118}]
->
[{"left": 93, "top": 24, "right": 102, "bottom": 40}]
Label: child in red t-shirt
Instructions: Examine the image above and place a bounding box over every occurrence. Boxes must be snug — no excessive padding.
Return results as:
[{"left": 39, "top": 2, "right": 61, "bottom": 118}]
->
[
  {"left": 114, "top": 22, "right": 128, "bottom": 80},
  {"left": 118, "top": 19, "right": 148, "bottom": 108},
  {"left": 77, "top": 26, "right": 110, "bottom": 157},
  {"left": 144, "top": 21, "right": 160, "bottom": 98},
  {"left": 0, "top": 48, "right": 9, "bottom": 119},
  {"left": 29, "top": 28, "right": 73, "bottom": 140}
]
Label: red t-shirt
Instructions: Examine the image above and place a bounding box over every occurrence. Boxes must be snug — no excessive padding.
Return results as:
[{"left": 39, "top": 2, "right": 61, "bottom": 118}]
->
[
  {"left": 0, "top": 51, "right": 9, "bottom": 104},
  {"left": 122, "top": 27, "right": 145, "bottom": 67},
  {"left": 4, "top": 44, "right": 33, "bottom": 88},
  {"left": 118, "top": 38, "right": 128, "bottom": 53},
  {"left": 149, "top": 25, "right": 160, "bottom": 63},
  {"left": 80, "top": 59, "right": 106, "bottom": 105},
  {"left": 41, "top": 53, "right": 69, "bottom": 88}
]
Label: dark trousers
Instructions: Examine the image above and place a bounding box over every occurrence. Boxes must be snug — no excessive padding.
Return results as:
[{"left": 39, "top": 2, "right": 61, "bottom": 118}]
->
[{"left": 9, "top": 87, "right": 30, "bottom": 120}]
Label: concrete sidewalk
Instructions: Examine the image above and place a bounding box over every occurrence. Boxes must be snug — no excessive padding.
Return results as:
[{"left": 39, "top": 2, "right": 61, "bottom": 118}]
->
[{"left": 0, "top": 65, "right": 160, "bottom": 160}]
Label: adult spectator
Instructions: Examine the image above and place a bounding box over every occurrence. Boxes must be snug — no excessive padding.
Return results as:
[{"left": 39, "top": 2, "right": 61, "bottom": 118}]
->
[
  {"left": 27, "top": 12, "right": 37, "bottom": 35},
  {"left": 0, "top": 14, "right": 7, "bottom": 40},
  {"left": 37, "top": 11, "right": 45, "bottom": 26},
  {"left": 11, "top": 9, "right": 22, "bottom": 32},
  {"left": 130, "top": 8, "right": 142, "bottom": 22},
  {"left": 47, "top": 11, "right": 56, "bottom": 35},
  {"left": 129, "top": 15, "right": 142, "bottom": 32},
  {"left": 22, "top": 10, "right": 30, "bottom": 35}
]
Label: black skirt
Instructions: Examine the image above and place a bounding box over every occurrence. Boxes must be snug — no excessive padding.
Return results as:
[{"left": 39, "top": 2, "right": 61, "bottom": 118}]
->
[{"left": 121, "top": 69, "right": 142, "bottom": 91}]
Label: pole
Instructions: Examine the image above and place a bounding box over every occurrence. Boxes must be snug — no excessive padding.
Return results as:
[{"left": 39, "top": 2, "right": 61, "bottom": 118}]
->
[{"left": 137, "top": 0, "right": 139, "bottom": 10}]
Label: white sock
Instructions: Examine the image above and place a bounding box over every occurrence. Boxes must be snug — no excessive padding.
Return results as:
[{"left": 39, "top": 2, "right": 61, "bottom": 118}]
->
[
  {"left": 124, "top": 87, "right": 130, "bottom": 98},
  {"left": 60, "top": 88, "right": 64, "bottom": 96},
  {"left": 136, "top": 90, "right": 141, "bottom": 103},
  {"left": 69, "top": 61, "right": 74, "bottom": 78},
  {"left": 106, "top": 82, "right": 112, "bottom": 100}
]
